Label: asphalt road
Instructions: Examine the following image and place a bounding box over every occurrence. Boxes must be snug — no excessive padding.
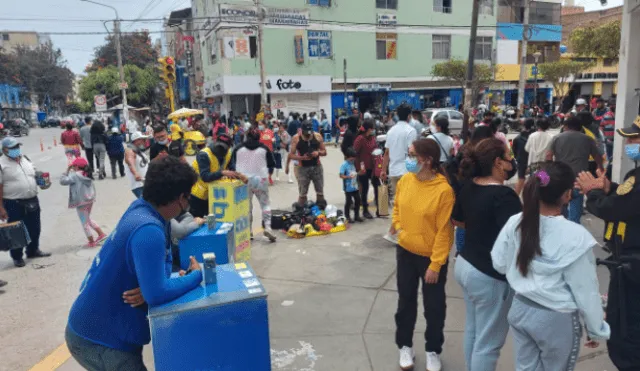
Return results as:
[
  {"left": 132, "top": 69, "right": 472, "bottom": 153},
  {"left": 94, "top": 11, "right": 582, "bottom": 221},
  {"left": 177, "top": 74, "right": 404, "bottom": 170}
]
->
[{"left": 0, "top": 127, "right": 615, "bottom": 371}]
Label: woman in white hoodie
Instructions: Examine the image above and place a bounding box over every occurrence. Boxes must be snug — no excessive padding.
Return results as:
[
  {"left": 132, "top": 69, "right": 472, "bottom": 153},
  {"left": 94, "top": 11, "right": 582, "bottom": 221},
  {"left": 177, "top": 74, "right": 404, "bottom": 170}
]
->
[{"left": 492, "top": 161, "right": 610, "bottom": 371}]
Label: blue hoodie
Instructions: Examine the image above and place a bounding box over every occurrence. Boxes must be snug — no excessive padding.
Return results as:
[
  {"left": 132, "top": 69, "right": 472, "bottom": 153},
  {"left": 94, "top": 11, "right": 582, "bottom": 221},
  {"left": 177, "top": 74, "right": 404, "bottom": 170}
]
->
[
  {"left": 492, "top": 213, "right": 610, "bottom": 340},
  {"left": 67, "top": 199, "right": 203, "bottom": 352}
]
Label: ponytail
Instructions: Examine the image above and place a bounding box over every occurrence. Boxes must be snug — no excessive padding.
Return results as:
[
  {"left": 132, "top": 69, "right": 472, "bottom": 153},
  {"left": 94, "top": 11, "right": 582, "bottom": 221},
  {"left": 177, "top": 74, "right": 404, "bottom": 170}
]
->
[{"left": 517, "top": 175, "right": 542, "bottom": 276}]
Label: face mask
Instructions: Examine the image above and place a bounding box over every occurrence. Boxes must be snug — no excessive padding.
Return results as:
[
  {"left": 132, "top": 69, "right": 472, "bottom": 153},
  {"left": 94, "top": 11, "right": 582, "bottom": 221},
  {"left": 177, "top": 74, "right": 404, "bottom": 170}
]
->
[
  {"left": 393, "top": 115, "right": 399, "bottom": 122},
  {"left": 273, "top": 127, "right": 279, "bottom": 133},
  {"left": 405, "top": 157, "right": 422, "bottom": 174},
  {"left": 7, "top": 148, "right": 21, "bottom": 158},
  {"left": 430, "top": 125, "right": 437, "bottom": 133},
  {"left": 137, "top": 145, "right": 147, "bottom": 151},
  {"left": 625, "top": 143, "right": 640, "bottom": 161},
  {"left": 157, "top": 139, "right": 168, "bottom": 145},
  {"left": 258, "top": 125, "right": 265, "bottom": 131}
]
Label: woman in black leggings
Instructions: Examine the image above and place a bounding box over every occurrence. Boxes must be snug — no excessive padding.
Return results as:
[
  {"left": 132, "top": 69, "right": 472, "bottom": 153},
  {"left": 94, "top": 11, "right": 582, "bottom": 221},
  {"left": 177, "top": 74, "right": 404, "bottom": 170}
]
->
[{"left": 353, "top": 119, "right": 380, "bottom": 218}]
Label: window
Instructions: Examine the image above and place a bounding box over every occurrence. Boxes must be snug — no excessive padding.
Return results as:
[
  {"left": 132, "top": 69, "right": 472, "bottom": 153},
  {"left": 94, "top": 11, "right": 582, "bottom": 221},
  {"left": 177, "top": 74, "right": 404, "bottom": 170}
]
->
[
  {"left": 434, "top": 0, "right": 452, "bottom": 13},
  {"left": 308, "top": 0, "right": 331, "bottom": 5},
  {"left": 222, "top": 35, "right": 257, "bottom": 59},
  {"left": 603, "top": 58, "right": 618, "bottom": 67},
  {"left": 376, "top": 33, "right": 397, "bottom": 60},
  {"left": 376, "top": 0, "right": 398, "bottom": 10},
  {"left": 207, "top": 38, "right": 217, "bottom": 64},
  {"left": 2, "top": 34, "right": 8, "bottom": 41},
  {"left": 432, "top": 35, "right": 451, "bottom": 59},
  {"left": 475, "top": 36, "right": 492, "bottom": 60},
  {"left": 479, "top": 0, "right": 493, "bottom": 15},
  {"left": 308, "top": 30, "right": 332, "bottom": 58},
  {"left": 434, "top": 111, "right": 448, "bottom": 120}
]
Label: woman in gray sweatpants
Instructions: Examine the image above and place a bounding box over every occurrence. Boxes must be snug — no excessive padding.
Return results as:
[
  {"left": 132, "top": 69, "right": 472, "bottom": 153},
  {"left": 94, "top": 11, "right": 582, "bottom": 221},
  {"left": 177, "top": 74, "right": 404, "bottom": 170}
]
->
[{"left": 491, "top": 162, "right": 610, "bottom": 371}]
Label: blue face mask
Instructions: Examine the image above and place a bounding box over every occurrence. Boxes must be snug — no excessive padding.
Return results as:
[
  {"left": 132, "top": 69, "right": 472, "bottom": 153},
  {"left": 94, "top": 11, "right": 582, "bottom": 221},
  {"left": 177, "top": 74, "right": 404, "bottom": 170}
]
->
[
  {"left": 625, "top": 143, "right": 640, "bottom": 161},
  {"left": 7, "top": 148, "right": 21, "bottom": 159},
  {"left": 405, "top": 157, "right": 422, "bottom": 174},
  {"left": 393, "top": 115, "right": 399, "bottom": 122}
]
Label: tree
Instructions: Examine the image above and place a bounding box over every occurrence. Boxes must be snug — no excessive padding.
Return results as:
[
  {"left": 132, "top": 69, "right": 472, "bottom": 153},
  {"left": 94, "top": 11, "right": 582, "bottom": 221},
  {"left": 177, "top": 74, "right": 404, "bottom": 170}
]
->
[
  {"left": 87, "top": 31, "right": 158, "bottom": 72},
  {"left": 79, "top": 64, "right": 159, "bottom": 108},
  {"left": 538, "top": 60, "right": 594, "bottom": 111},
  {"left": 431, "top": 59, "right": 494, "bottom": 105},
  {"left": 570, "top": 20, "right": 621, "bottom": 60}
]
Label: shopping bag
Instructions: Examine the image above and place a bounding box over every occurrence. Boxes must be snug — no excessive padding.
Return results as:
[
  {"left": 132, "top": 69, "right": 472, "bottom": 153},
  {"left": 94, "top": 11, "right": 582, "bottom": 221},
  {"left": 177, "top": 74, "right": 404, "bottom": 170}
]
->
[
  {"left": 0, "top": 221, "right": 31, "bottom": 251},
  {"left": 378, "top": 183, "right": 389, "bottom": 217}
]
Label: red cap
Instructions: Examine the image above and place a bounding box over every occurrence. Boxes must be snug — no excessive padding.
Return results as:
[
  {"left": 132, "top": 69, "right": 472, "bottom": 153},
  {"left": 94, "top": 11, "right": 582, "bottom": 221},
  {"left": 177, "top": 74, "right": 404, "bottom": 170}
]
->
[{"left": 72, "top": 158, "right": 89, "bottom": 168}]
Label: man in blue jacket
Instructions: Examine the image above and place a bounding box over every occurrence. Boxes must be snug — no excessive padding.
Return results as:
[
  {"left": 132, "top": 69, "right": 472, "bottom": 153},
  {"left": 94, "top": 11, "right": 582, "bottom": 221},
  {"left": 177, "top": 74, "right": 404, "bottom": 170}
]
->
[{"left": 66, "top": 156, "right": 203, "bottom": 370}]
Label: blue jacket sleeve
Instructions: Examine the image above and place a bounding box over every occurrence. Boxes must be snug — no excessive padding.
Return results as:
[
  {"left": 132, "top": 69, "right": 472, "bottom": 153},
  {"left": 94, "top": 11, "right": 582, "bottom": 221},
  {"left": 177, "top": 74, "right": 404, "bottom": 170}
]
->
[
  {"left": 130, "top": 225, "right": 202, "bottom": 306},
  {"left": 196, "top": 151, "right": 223, "bottom": 182}
]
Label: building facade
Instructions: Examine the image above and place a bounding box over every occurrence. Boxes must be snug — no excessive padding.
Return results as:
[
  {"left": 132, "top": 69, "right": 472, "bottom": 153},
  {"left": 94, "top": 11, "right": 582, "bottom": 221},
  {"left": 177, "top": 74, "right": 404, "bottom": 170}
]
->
[
  {"left": 492, "top": 0, "right": 562, "bottom": 108},
  {"left": 192, "top": 0, "right": 497, "bottom": 119},
  {"left": 0, "top": 31, "right": 50, "bottom": 53}
]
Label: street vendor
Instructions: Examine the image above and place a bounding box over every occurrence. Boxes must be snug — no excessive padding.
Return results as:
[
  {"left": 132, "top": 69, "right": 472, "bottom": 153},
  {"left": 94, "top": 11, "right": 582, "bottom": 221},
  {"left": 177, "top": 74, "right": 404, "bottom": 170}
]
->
[
  {"left": 289, "top": 120, "right": 327, "bottom": 208},
  {"left": 189, "top": 134, "right": 241, "bottom": 218}
]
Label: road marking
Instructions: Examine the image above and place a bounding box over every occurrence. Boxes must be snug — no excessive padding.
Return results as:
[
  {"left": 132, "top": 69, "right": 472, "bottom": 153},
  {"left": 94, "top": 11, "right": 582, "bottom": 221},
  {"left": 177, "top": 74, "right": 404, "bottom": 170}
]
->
[
  {"left": 28, "top": 343, "right": 71, "bottom": 371},
  {"left": 38, "top": 156, "right": 52, "bottom": 163}
]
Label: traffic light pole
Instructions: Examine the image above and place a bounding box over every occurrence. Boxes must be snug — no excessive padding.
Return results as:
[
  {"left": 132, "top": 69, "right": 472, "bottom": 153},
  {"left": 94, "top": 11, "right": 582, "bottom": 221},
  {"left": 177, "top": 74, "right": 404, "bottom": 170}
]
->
[
  {"left": 114, "top": 19, "right": 129, "bottom": 124},
  {"left": 168, "top": 82, "right": 176, "bottom": 113}
]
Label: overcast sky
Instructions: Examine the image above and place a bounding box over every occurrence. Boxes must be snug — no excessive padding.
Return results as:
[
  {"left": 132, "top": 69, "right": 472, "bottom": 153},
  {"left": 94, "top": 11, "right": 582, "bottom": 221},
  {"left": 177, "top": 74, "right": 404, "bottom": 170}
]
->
[{"left": 0, "top": 0, "right": 624, "bottom": 75}]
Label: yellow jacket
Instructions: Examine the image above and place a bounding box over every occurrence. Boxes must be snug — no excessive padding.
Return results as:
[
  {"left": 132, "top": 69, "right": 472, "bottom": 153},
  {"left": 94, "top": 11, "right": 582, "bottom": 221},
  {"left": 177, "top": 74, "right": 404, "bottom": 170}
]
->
[
  {"left": 392, "top": 173, "right": 455, "bottom": 272},
  {"left": 191, "top": 147, "right": 231, "bottom": 200}
]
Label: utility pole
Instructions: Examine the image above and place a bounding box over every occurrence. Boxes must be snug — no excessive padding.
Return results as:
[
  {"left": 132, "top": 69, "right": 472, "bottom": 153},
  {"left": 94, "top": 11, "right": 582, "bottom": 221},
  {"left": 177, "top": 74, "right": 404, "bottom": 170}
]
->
[
  {"left": 114, "top": 19, "right": 129, "bottom": 124},
  {"left": 256, "top": 0, "right": 268, "bottom": 109},
  {"left": 343, "top": 58, "right": 348, "bottom": 113},
  {"left": 517, "top": 0, "right": 531, "bottom": 116},
  {"left": 462, "top": 0, "right": 480, "bottom": 142}
]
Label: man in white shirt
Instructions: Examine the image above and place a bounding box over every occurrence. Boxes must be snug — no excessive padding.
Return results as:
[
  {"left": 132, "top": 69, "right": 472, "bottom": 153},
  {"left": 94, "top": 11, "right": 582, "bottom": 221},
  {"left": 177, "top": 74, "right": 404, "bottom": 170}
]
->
[
  {"left": 381, "top": 104, "right": 417, "bottom": 242},
  {"left": 0, "top": 137, "right": 51, "bottom": 267},
  {"left": 525, "top": 117, "right": 554, "bottom": 166}
]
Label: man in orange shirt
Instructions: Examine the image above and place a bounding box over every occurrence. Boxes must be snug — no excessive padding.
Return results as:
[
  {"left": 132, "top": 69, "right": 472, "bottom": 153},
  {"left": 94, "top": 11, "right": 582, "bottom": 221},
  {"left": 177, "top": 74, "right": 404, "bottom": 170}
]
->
[{"left": 258, "top": 120, "right": 276, "bottom": 185}]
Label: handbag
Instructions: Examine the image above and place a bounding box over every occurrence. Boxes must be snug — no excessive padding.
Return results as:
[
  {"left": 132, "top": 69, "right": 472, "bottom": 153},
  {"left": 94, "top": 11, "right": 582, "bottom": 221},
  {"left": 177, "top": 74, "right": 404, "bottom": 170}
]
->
[
  {"left": 0, "top": 221, "right": 31, "bottom": 251},
  {"left": 378, "top": 182, "right": 390, "bottom": 217}
]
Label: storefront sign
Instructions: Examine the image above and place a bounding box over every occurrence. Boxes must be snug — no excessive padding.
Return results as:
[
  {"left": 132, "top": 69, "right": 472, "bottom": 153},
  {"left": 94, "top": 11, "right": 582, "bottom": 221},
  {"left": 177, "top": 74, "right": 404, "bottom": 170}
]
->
[
  {"left": 218, "top": 75, "right": 331, "bottom": 95},
  {"left": 294, "top": 35, "right": 304, "bottom": 64},
  {"left": 357, "top": 83, "right": 392, "bottom": 92},
  {"left": 203, "top": 79, "right": 224, "bottom": 97},
  {"left": 308, "top": 30, "right": 332, "bottom": 58},
  {"left": 377, "top": 13, "right": 397, "bottom": 28},
  {"left": 219, "top": 3, "right": 258, "bottom": 23},
  {"left": 267, "top": 8, "right": 309, "bottom": 26}
]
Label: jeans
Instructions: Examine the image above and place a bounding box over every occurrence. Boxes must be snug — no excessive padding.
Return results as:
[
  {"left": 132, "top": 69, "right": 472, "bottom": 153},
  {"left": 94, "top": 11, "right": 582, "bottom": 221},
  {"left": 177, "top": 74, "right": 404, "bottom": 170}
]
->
[
  {"left": 455, "top": 227, "right": 465, "bottom": 253},
  {"left": 65, "top": 326, "right": 147, "bottom": 371},
  {"left": 131, "top": 187, "right": 143, "bottom": 199},
  {"left": 562, "top": 188, "right": 583, "bottom": 225},
  {"left": 3, "top": 197, "right": 41, "bottom": 260},
  {"left": 109, "top": 153, "right": 125, "bottom": 177},
  {"left": 93, "top": 143, "right": 107, "bottom": 176},
  {"left": 454, "top": 255, "right": 512, "bottom": 371},
  {"left": 395, "top": 246, "right": 448, "bottom": 353}
]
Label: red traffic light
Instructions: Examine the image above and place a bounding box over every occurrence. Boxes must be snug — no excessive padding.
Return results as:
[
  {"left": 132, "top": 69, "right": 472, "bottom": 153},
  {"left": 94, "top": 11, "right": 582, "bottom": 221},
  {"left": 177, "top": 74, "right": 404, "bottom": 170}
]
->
[{"left": 165, "top": 57, "right": 174, "bottom": 65}]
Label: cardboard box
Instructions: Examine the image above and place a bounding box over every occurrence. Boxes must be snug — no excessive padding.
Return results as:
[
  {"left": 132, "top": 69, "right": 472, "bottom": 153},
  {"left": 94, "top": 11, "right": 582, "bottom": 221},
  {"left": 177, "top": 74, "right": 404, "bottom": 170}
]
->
[{"left": 208, "top": 180, "right": 251, "bottom": 262}]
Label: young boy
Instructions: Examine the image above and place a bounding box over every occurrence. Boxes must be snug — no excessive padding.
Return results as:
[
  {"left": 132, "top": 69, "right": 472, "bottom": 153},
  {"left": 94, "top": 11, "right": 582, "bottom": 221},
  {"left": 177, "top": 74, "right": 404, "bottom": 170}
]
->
[{"left": 339, "top": 147, "right": 364, "bottom": 223}]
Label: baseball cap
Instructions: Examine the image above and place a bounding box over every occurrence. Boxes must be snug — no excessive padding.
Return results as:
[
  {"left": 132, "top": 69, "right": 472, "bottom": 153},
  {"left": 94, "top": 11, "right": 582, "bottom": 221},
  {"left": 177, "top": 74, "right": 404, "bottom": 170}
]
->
[
  {"left": 72, "top": 157, "right": 89, "bottom": 168},
  {"left": 301, "top": 121, "right": 313, "bottom": 135},
  {"left": 130, "top": 131, "right": 149, "bottom": 142},
  {"left": 111, "top": 127, "right": 120, "bottom": 134},
  {"left": 617, "top": 115, "right": 640, "bottom": 138},
  {"left": 576, "top": 98, "right": 587, "bottom": 106},
  {"left": 1, "top": 137, "right": 21, "bottom": 149}
]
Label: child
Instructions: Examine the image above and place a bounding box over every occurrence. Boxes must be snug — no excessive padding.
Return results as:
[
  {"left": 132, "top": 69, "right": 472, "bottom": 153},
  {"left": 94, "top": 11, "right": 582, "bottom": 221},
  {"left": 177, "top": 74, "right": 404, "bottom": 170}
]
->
[
  {"left": 107, "top": 127, "right": 125, "bottom": 179},
  {"left": 60, "top": 158, "right": 107, "bottom": 247},
  {"left": 339, "top": 147, "right": 363, "bottom": 223},
  {"left": 170, "top": 212, "right": 205, "bottom": 272},
  {"left": 491, "top": 161, "right": 610, "bottom": 371}
]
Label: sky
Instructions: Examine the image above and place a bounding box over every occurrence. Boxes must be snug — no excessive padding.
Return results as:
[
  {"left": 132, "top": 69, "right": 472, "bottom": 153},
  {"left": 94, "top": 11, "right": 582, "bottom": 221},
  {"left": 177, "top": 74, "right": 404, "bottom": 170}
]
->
[{"left": 0, "top": 0, "right": 624, "bottom": 75}]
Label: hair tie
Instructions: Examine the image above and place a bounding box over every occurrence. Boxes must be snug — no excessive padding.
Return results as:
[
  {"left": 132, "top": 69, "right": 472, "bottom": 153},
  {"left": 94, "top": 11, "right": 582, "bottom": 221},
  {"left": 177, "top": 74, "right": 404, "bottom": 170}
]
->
[{"left": 534, "top": 170, "right": 550, "bottom": 187}]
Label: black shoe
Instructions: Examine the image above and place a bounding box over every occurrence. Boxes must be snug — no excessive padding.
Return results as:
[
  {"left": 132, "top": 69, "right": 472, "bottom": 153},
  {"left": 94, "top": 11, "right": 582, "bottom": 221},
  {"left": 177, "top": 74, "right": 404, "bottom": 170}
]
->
[
  {"left": 363, "top": 211, "right": 374, "bottom": 219},
  {"left": 0, "top": 279, "right": 7, "bottom": 288},
  {"left": 354, "top": 216, "right": 365, "bottom": 223},
  {"left": 98, "top": 175, "right": 105, "bottom": 180},
  {"left": 13, "top": 259, "right": 26, "bottom": 268},
  {"left": 26, "top": 250, "right": 51, "bottom": 259},
  {"left": 347, "top": 217, "right": 354, "bottom": 224}
]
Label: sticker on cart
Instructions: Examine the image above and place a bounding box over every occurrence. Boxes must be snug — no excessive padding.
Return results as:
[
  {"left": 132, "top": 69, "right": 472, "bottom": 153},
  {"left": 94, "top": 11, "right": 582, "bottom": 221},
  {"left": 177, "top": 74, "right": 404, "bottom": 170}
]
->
[
  {"left": 235, "top": 262, "right": 247, "bottom": 270},
  {"left": 238, "top": 270, "right": 253, "bottom": 278},
  {"left": 216, "top": 223, "right": 233, "bottom": 234},
  {"left": 243, "top": 278, "right": 260, "bottom": 288},
  {"left": 248, "top": 288, "right": 263, "bottom": 294}
]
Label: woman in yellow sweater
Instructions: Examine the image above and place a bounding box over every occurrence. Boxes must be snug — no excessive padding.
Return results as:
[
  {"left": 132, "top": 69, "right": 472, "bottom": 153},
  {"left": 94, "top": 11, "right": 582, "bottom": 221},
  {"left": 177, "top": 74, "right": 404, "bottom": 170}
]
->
[{"left": 391, "top": 138, "right": 455, "bottom": 371}]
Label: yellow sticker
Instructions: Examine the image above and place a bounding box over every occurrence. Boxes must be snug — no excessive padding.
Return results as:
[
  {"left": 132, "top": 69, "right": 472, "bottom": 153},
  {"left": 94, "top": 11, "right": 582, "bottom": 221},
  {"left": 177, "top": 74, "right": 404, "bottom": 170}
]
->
[
  {"left": 616, "top": 176, "right": 636, "bottom": 196},
  {"left": 605, "top": 222, "right": 614, "bottom": 240},
  {"left": 235, "top": 263, "right": 247, "bottom": 270}
]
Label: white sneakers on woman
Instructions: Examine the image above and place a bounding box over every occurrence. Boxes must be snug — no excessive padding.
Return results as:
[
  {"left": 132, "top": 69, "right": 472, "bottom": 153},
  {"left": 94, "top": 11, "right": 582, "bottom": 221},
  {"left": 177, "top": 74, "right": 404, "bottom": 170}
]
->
[{"left": 398, "top": 347, "right": 442, "bottom": 371}]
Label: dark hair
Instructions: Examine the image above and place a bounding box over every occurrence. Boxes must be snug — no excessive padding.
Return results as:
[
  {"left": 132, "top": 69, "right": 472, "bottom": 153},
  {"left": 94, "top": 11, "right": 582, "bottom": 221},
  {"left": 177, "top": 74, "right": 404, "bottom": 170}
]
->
[
  {"left": 435, "top": 117, "right": 450, "bottom": 135},
  {"left": 523, "top": 118, "right": 535, "bottom": 131},
  {"left": 143, "top": 156, "right": 197, "bottom": 206},
  {"left": 470, "top": 125, "right": 493, "bottom": 143},
  {"left": 246, "top": 128, "right": 260, "bottom": 142},
  {"left": 362, "top": 119, "right": 374, "bottom": 132},
  {"left": 90, "top": 120, "right": 105, "bottom": 135},
  {"left": 84, "top": 116, "right": 92, "bottom": 124},
  {"left": 65, "top": 123, "right": 73, "bottom": 130},
  {"left": 153, "top": 125, "right": 167, "bottom": 134},
  {"left": 413, "top": 139, "right": 444, "bottom": 175},
  {"left": 596, "top": 97, "right": 604, "bottom": 103},
  {"left": 483, "top": 111, "right": 494, "bottom": 118},
  {"left": 411, "top": 110, "right": 423, "bottom": 123},
  {"left": 565, "top": 116, "right": 582, "bottom": 131},
  {"left": 459, "top": 137, "right": 507, "bottom": 179},
  {"left": 397, "top": 103, "right": 412, "bottom": 122},
  {"left": 517, "top": 161, "right": 574, "bottom": 276},
  {"left": 536, "top": 117, "right": 551, "bottom": 131},
  {"left": 489, "top": 118, "right": 502, "bottom": 134},
  {"left": 344, "top": 146, "right": 357, "bottom": 159}
]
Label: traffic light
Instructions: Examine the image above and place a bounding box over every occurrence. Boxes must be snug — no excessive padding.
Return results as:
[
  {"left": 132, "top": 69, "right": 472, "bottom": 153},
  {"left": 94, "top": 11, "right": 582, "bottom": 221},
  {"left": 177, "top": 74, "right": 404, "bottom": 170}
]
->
[{"left": 158, "top": 56, "right": 176, "bottom": 82}]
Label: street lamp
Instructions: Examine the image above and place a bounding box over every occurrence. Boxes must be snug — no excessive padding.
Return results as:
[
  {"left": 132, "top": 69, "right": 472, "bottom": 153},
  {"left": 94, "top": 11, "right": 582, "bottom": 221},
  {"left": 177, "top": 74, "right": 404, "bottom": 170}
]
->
[
  {"left": 533, "top": 51, "right": 542, "bottom": 109},
  {"left": 79, "top": 0, "right": 128, "bottom": 125}
]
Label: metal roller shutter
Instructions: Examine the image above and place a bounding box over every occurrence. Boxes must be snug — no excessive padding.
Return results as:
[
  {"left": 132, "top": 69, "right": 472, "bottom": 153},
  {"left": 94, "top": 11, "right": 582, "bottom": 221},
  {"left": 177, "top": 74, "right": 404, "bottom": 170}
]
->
[
  {"left": 286, "top": 94, "right": 319, "bottom": 115},
  {"left": 580, "top": 83, "right": 594, "bottom": 96},
  {"left": 601, "top": 82, "right": 614, "bottom": 99}
]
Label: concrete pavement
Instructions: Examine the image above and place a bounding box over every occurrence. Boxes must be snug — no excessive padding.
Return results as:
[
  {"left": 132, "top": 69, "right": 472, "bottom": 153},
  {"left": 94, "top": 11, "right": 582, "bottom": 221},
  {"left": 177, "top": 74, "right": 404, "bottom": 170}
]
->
[{"left": 0, "top": 128, "right": 615, "bottom": 371}]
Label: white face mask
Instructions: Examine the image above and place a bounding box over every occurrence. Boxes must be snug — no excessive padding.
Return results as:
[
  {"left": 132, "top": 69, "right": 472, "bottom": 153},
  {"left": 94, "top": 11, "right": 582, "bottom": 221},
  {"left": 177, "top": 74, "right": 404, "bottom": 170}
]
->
[{"left": 430, "top": 125, "right": 437, "bottom": 133}]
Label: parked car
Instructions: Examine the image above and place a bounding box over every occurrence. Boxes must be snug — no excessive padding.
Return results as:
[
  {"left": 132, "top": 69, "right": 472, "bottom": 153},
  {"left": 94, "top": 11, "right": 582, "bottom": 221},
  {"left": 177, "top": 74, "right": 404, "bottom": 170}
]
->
[
  {"left": 8, "top": 118, "right": 30, "bottom": 137},
  {"left": 422, "top": 108, "right": 464, "bottom": 134}
]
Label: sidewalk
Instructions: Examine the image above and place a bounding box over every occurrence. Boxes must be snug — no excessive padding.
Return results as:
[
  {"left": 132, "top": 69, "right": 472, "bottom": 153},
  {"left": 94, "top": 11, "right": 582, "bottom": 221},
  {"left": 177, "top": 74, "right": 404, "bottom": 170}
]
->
[{"left": 55, "top": 213, "right": 615, "bottom": 371}]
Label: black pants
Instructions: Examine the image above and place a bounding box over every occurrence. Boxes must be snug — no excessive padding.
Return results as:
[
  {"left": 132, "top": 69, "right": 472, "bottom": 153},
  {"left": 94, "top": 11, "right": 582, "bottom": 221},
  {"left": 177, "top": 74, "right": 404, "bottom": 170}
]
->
[
  {"left": 85, "top": 148, "right": 94, "bottom": 172},
  {"left": 395, "top": 246, "right": 447, "bottom": 353},
  {"left": 607, "top": 267, "right": 640, "bottom": 370},
  {"left": 358, "top": 169, "right": 380, "bottom": 214},
  {"left": 4, "top": 197, "right": 41, "bottom": 260},
  {"left": 344, "top": 191, "right": 360, "bottom": 219},
  {"left": 189, "top": 196, "right": 209, "bottom": 218},
  {"left": 109, "top": 153, "right": 125, "bottom": 177}
]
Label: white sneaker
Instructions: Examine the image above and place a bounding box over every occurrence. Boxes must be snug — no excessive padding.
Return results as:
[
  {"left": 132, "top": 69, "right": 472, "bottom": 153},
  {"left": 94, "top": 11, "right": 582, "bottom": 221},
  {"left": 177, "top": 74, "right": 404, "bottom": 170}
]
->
[
  {"left": 264, "top": 228, "right": 277, "bottom": 242},
  {"left": 383, "top": 233, "right": 398, "bottom": 244},
  {"left": 398, "top": 346, "right": 415, "bottom": 370},
  {"left": 426, "top": 352, "right": 442, "bottom": 371},
  {"left": 288, "top": 178, "right": 294, "bottom": 184}
]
